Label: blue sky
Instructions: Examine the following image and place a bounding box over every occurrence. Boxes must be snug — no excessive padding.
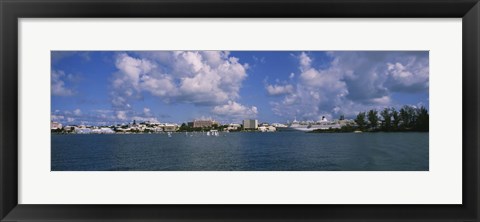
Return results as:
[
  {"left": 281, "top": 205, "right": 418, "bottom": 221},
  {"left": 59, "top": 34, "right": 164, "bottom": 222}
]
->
[{"left": 51, "top": 51, "right": 429, "bottom": 126}]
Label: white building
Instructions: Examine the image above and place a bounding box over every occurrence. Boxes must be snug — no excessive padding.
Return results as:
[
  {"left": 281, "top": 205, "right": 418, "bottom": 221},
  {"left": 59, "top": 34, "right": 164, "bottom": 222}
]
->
[
  {"left": 225, "top": 123, "right": 241, "bottom": 131},
  {"left": 51, "top": 121, "right": 62, "bottom": 130},
  {"left": 162, "top": 123, "right": 179, "bottom": 132},
  {"left": 258, "top": 126, "right": 276, "bottom": 132},
  {"left": 243, "top": 119, "right": 258, "bottom": 130},
  {"left": 98, "top": 128, "right": 115, "bottom": 134},
  {"left": 75, "top": 128, "right": 92, "bottom": 134}
]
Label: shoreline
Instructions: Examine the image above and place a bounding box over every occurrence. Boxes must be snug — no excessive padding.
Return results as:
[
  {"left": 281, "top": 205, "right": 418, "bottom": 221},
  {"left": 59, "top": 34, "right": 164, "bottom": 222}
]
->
[{"left": 51, "top": 130, "right": 429, "bottom": 135}]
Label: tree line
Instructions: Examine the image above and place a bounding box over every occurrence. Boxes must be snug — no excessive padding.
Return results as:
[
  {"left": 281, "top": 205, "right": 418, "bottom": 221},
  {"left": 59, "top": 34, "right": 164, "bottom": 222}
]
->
[{"left": 354, "top": 105, "right": 429, "bottom": 132}]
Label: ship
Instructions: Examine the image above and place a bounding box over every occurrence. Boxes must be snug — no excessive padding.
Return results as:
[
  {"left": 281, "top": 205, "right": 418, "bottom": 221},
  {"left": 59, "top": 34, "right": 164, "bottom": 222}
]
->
[{"left": 278, "top": 116, "right": 344, "bottom": 132}]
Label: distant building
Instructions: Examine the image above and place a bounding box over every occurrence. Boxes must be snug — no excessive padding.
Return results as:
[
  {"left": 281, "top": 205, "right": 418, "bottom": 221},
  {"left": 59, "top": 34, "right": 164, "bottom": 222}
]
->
[
  {"left": 51, "top": 121, "right": 62, "bottom": 130},
  {"left": 225, "top": 123, "right": 241, "bottom": 131},
  {"left": 63, "top": 125, "right": 75, "bottom": 131},
  {"left": 258, "top": 125, "right": 276, "bottom": 132},
  {"left": 243, "top": 119, "right": 258, "bottom": 130},
  {"left": 162, "top": 123, "right": 179, "bottom": 132},
  {"left": 188, "top": 120, "right": 217, "bottom": 128},
  {"left": 99, "top": 128, "right": 115, "bottom": 134},
  {"left": 75, "top": 128, "right": 92, "bottom": 134}
]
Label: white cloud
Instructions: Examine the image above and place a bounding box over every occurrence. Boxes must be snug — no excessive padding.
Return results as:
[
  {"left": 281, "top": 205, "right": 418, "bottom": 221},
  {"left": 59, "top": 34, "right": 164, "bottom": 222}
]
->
[
  {"left": 270, "top": 51, "right": 428, "bottom": 120},
  {"left": 51, "top": 70, "right": 74, "bottom": 96},
  {"left": 111, "top": 51, "right": 249, "bottom": 110},
  {"left": 266, "top": 84, "right": 294, "bottom": 96},
  {"left": 73, "top": 109, "right": 82, "bottom": 116},
  {"left": 386, "top": 58, "right": 429, "bottom": 92},
  {"left": 212, "top": 101, "right": 258, "bottom": 121},
  {"left": 116, "top": 111, "right": 127, "bottom": 120},
  {"left": 298, "top": 52, "right": 312, "bottom": 71},
  {"left": 51, "top": 115, "right": 64, "bottom": 121},
  {"left": 115, "top": 53, "right": 155, "bottom": 87},
  {"left": 368, "top": 95, "right": 391, "bottom": 105},
  {"left": 143, "top": 107, "right": 151, "bottom": 116}
]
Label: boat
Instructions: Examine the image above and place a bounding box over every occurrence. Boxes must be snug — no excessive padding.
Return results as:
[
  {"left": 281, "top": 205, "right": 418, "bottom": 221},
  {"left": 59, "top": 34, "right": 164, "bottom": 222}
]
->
[
  {"left": 280, "top": 116, "right": 343, "bottom": 132},
  {"left": 271, "top": 123, "right": 289, "bottom": 131},
  {"left": 210, "top": 130, "right": 219, "bottom": 136},
  {"left": 167, "top": 132, "right": 172, "bottom": 137}
]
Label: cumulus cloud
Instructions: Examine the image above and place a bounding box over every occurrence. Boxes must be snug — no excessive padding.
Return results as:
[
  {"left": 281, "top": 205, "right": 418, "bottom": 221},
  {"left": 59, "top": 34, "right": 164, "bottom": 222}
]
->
[
  {"left": 386, "top": 58, "right": 429, "bottom": 92},
  {"left": 266, "top": 84, "right": 294, "bottom": 96},
  {"left": 298, "top": 52, "right": 312, "bottom": 71},
  {"left": 111, "top": 51, "right": 249, "bottom": 109},
  {"left": 212, "top": 101, "right": 258, "bottom": 121},
  {"left": 108, "top": 51, "right": 250, "bottom": 123},
  {"left": 269, "top": 51, "right": 429, "bottom": 120},
  {"left": 51, "top": 70, "right": 75, "bottom": 96}
]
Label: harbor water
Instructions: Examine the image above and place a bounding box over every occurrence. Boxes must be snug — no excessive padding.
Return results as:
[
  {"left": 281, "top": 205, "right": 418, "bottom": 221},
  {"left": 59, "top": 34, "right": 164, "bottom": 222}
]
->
[{"left": 51, "top": 132, "right": 428, "bottom": 171}]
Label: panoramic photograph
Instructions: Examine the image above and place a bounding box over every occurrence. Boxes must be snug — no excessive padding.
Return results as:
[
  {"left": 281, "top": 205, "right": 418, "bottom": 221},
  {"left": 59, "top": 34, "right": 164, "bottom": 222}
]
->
[{"left": 51, "top": 51, "right": 429, "bottom": 171}]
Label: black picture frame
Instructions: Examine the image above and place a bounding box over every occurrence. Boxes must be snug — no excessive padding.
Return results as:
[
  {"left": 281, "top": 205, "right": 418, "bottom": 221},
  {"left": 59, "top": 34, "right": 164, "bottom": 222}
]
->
[{"left": 1, "top": 0, "right": 479, "bottom": 221}]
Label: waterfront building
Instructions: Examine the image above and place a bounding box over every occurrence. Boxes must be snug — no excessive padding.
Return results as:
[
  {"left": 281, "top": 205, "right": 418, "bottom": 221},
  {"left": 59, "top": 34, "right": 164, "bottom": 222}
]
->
[
  {"left": 63, "top": 125, "right": 75, "bottom": 131},
  {"left": 162, "top": 123, "right": 179, "bottom": 132},
  {"left": 243, "top": 119, "right": 258, "bottom": 130},
  {"left": 90, "top": 128, "right": 114, "bottom": 134},
  {"left": 51, "top": 121, "right": 62, "bottom": 130},
  {"left": 75, "top": 128, "right": 92, "bottom": 134},
  {"left": 258, "top": 125, "right": 276, "bottom": 132},
  {"left": 188, "top": 120, "right": 218, "bottom": 128},
  {"left": 225, "top": 123, "right": 241, "bottom": 131},
  {"left": 100, "top": 128, "right": 115, "bottom": 134},
  {"left": 145, "top": 127, "right": 163, "bottom": 133}
]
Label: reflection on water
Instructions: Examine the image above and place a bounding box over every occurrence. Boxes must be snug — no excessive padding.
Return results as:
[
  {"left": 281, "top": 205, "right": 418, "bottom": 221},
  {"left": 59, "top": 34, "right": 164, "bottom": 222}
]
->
[{"left": 51, "top": 132, "right": 428, "bottom": 171}]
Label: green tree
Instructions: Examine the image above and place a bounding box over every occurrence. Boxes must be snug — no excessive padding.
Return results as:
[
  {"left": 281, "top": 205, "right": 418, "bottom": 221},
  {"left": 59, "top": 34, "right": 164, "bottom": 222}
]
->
[
  {"left": 399, "top": 105, "right": 417, "bottom": 129},
  {"left": 415, "top": 106, "right": 429, "bottom": 131},
  {"left": 355, "top": 112, "right": 367, "bottom": 130},
  {"left": 367, "top": 109, "right": 379, "bottom": 130},
  {"left": 380, "top": 108, "right": 392, "bottom": 131},
  {"left": 179, "top": 123, "right": 189, "bottom": 132},
  {"left": 391, "top": 108, "right": 400, "bottom": 130}
]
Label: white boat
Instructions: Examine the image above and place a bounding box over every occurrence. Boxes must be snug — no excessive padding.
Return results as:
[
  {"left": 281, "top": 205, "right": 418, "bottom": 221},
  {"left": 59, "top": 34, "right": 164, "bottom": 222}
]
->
[
  {"left": 167, "top": 132, "right": 172, "bottom": 137},
  {"left": 282, "top": 116, "right": 343, "bottom": 132},
  {"left": 210, "top": 130, "right": 219, "bottom": 136}
]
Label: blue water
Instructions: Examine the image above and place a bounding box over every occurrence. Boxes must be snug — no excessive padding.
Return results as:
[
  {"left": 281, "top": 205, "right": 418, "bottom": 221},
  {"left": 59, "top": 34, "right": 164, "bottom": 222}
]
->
[{"left": 51, "top": 132, "right": 429, "bottom": 171}]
